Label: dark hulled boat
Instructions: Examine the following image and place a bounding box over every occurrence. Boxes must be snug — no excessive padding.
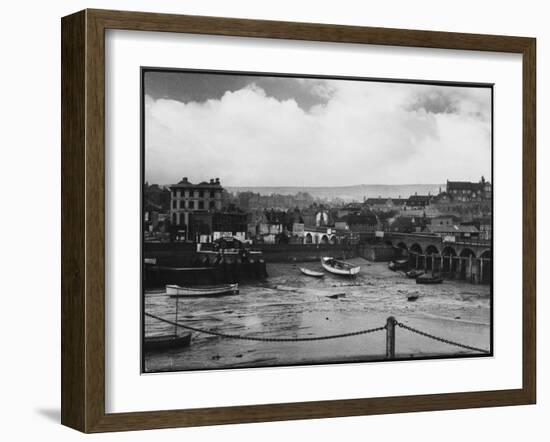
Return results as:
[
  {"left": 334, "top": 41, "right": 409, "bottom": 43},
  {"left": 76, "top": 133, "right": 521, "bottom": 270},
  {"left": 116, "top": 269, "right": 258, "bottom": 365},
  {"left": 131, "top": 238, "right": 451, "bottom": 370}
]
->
[
  {"left": 144, "top": 333, "right": 192, "bottom": 352},
  {"left": 416, "top": 274, "right": 443, "bottom": 284},
  {"left": 406, "top": 270, "right": 424, "bottom": 279}
]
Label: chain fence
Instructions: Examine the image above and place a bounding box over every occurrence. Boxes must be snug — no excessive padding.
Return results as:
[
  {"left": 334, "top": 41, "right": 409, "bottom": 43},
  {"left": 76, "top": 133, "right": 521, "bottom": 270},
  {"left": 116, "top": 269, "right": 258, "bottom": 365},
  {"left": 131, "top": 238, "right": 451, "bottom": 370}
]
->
[
  {"left": 145, "top": 312, "right": 490, "bottom": 354},
  {"left": 145, "top": 312, "right": 386, "bottom": 342},
  {"left": 395, "top": 320, "right": 490, "bottom": 354}
]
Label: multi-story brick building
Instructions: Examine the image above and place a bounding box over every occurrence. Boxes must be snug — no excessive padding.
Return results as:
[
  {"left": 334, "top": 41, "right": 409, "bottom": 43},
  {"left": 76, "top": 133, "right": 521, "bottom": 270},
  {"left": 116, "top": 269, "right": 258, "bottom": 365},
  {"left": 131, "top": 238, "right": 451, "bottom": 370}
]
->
[
  {"left": 446, "top": 176, "right": 492, "bottom": 202},
  {"left": 169, "top": 177, "right": 223, "bottom": 235},
  {"left": 364, "top": 197, "right": 407, "bottom": 212}
]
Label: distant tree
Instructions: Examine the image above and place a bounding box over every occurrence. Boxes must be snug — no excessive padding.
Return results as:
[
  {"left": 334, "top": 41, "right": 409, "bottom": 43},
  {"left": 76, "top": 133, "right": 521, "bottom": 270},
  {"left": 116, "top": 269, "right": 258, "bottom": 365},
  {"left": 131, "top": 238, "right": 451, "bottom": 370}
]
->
[{"left": 277, "top": 232, "right": 290, "bottom": 244}]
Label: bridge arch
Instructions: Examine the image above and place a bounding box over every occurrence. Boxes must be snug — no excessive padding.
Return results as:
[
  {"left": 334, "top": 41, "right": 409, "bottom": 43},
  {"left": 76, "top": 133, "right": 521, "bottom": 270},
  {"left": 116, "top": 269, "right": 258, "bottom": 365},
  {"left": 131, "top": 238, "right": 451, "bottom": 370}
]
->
[
  {"left": 425, "top": 244, "right": 440, "bottom": 271},
  {"left": 410, "top": 243, "right": 422, "bottom": 254},
  {"left": 459, "top": 247, "right": 476, "bottom": 258},
  {"left": 459, "top": 248, "right": 476, "bottom": 280},
  {"left": 395, "top": 241, "right": 408, "bottom": 258},
  {"left": 409, "top": 243, "right": 423, "bottom": 269},
  {"left": 305, "top": 233, "right": 313, "bottom": 244},
  {"left": 441, "top": 246, "right": 458, "bottom": 273},
  {"left": 479, "top": 248, "right": 491, "bottom": 257},
  {"left": 320, "top": 234, "right": 329, "bottom": 245},
  {"left": 480, "top": 249, "right": 492, "bottom": 284}
]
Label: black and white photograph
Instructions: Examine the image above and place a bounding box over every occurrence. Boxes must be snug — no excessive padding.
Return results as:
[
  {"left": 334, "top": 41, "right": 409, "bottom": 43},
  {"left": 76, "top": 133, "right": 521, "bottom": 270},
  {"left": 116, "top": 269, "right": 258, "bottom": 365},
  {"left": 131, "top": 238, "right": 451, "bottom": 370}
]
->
[{"left": 142, "top": 68, "right": 493, "bottom": 373}]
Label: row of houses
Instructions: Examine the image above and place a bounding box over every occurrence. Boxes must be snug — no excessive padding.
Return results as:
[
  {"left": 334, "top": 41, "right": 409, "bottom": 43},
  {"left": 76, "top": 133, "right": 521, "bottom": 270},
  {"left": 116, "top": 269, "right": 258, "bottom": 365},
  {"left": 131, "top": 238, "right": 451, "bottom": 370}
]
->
[
  {"left": 144, "top": 176, "right": 492, "bottom": 244},
  {"left": 363, "top": 177, "right": 492, "bottom": 213},
  {"left": 385, "top": 214, "right": 492, "bottom": 240}
]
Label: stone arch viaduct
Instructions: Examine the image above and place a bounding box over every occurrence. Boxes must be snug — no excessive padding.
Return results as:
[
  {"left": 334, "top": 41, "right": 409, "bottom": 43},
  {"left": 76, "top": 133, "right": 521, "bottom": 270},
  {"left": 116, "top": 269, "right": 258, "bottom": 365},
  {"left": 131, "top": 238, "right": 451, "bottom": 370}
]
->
[{"left": 384, "top": 232, "right": 492, "bottom": 284}]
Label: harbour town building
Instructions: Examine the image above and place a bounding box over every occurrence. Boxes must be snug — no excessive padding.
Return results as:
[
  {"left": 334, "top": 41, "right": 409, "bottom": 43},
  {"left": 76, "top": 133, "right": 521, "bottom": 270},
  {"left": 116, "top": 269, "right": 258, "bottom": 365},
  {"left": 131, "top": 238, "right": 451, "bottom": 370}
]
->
[
  {"left": 169, "top": 177, "right": 223, "bottom": 234},
  {"left": 406, "top": 194, "right": 432, "bottom": 209},
  {"left": 446, "top": 176, "right": 492, "bottom": 202},
  {"left": 364, "top": 197, "right": 407, "bottom": 212}
]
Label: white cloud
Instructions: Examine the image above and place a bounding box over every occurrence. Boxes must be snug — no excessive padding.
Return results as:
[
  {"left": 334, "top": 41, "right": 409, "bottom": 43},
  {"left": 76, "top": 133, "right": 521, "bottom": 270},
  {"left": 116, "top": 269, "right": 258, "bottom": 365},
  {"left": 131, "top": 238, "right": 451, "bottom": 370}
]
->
[{"left": 145, "top": 81, "right": 491, "bottom": 186}]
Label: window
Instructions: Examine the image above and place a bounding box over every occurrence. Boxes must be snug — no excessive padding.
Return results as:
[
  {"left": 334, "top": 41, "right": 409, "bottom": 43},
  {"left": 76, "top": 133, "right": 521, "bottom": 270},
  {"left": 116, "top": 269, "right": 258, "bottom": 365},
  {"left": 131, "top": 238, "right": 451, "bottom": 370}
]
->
[
  {"left": 199, "top": 190, "right": 204, "bottom": 198},
  {"left": 209, "top": 200, "right": 215, "bottom": 209},
  {"left": 210, "top": 191, "right": 215, "bottom": 198},
  {"left": 198, "top": 201, "right": 204, "bottom": 210}
]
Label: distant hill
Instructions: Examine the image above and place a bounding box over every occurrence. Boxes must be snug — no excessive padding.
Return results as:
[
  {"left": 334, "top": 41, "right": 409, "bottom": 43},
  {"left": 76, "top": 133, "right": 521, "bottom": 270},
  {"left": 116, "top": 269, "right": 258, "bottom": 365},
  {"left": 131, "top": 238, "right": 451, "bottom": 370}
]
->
[{"left": 226, "top": 184, "right": 444, "bottom": 202}]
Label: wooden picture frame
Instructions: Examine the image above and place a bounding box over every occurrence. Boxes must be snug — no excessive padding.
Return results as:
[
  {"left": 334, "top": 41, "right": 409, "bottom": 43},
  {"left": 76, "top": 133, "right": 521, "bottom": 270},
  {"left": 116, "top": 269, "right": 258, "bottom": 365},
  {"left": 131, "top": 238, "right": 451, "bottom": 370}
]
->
[{"left": 61, "top": 8, "right": 536, "bottom": 433}]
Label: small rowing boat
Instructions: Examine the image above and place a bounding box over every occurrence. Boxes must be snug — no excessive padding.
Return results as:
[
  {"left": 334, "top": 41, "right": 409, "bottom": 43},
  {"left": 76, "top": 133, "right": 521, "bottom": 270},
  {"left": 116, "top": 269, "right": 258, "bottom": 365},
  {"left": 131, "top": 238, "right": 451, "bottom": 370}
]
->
[
  {"left": 166, "top": 283, "right": 239, "bottom": 297},
  {"left": 299, "top": 267, "right": 325, "bottom": 277},
  {"left": 321, "top": 257, "right": 360, "bottom": 276},
  {"left": 406, "top": 269, "right": 424, "bottom": 279},
  {"left": 416, "top": 275, "right": 443, "bottom": 284},
  {"left": 389, "top": 259, "right": 408, "bottom": 271},
  {"left": 143, "top": 333, "right": 192, "bottom": 352}
]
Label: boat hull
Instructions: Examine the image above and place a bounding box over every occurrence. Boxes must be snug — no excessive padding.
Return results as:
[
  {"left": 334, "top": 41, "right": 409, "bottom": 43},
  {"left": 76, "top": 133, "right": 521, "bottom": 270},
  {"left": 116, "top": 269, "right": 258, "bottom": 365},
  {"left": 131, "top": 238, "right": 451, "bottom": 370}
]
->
[
  {"left": 299, "top": 267, "right": 325, "bottom": 277},
  {"left": 166, "top": 283, "right": 239, "bottom": 297},
  {"left": 321, "top": 257, "right": 360, "bottom": 276},
  {"left": 389, "top": 260, "right": 409, "bottom": 271},
  {"left": 406, "top": 270, "right": 424, "bottom": 279},
  {"left": 415, "top": 276, "right": 443, "bottom": 284},
  {"left": 144, "top": 333, "right": 192, "bottom": 352}
]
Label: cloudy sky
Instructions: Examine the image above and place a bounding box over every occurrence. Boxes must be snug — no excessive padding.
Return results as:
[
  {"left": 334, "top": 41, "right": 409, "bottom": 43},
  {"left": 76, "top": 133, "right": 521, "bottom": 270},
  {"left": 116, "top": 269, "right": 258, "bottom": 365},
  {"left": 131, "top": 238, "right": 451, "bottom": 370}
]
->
[{"left": 144, "top": 70, "right": 492, "bottom": 187}]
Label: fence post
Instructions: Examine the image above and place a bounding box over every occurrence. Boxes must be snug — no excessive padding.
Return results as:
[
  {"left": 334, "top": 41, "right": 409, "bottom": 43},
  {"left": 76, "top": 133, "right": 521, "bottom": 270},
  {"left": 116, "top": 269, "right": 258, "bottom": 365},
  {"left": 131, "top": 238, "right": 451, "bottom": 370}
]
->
[{"left": 386, "top": 316, "right": 396, "bottom": 360}]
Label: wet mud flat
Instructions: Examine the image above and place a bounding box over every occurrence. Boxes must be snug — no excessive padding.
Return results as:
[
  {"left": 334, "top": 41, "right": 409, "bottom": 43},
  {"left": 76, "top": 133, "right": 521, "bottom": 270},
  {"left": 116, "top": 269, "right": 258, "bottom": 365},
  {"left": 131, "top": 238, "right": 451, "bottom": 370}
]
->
[{"left": 144, "top": 258, "right": 491, "bottom": 372}]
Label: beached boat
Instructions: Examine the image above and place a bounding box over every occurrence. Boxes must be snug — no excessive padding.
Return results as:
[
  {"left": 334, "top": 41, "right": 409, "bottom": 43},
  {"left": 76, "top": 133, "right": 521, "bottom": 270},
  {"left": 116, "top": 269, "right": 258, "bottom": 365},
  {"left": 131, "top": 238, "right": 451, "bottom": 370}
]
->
[
  {"left": 406, "top": 269, "right": 424, "bottom": 279},
  {"left": 416, "top": 275, "right": 443, "bottom": 284},
  {"left": 321, "top": 257, "right": 360, "bottom": 276},
  {"left": 143, "top": 333, "right": 192, "bottom": 352},
  {"left": 166, "top": 283, "right": 239, "bottom": 297},
  {"left": 389, "top": 259, "right": 409, "bottom": 271},
  {"left": 299, "top": 267, "right": 325, "bottom": 277},
  {"left": 407, "top": 294, "right": 420, "bottom": 301}
]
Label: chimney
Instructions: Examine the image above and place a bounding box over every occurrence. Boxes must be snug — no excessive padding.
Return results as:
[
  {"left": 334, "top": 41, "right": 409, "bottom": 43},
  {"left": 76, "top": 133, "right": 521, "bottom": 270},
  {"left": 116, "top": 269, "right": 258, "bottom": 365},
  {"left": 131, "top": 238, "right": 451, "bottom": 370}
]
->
[
  {"left": 215, "top": 178, "right": 220, "bottom": 184},
  {"left": 181, "top": 177, "right": 188, "bottom": 183}
]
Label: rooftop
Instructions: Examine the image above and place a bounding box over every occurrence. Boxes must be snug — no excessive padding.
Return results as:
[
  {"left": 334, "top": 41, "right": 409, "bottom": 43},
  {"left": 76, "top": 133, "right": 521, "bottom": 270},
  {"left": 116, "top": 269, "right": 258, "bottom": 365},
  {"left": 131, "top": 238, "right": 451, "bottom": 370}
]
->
[
  {"left": 170, "top": 177, "right": 223, "bottom": 189},
  {"left": 365, "top": 197, "right": 407, "bottom": 205},
  {"left": 446, "top": 179, "right": 489, "bottom": 191},
  {"left": 426, "top": 224, "right": 479, "bottom": 234},
  {"left": 407, "top": 195, "right": 432, "bottom": 204}
]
